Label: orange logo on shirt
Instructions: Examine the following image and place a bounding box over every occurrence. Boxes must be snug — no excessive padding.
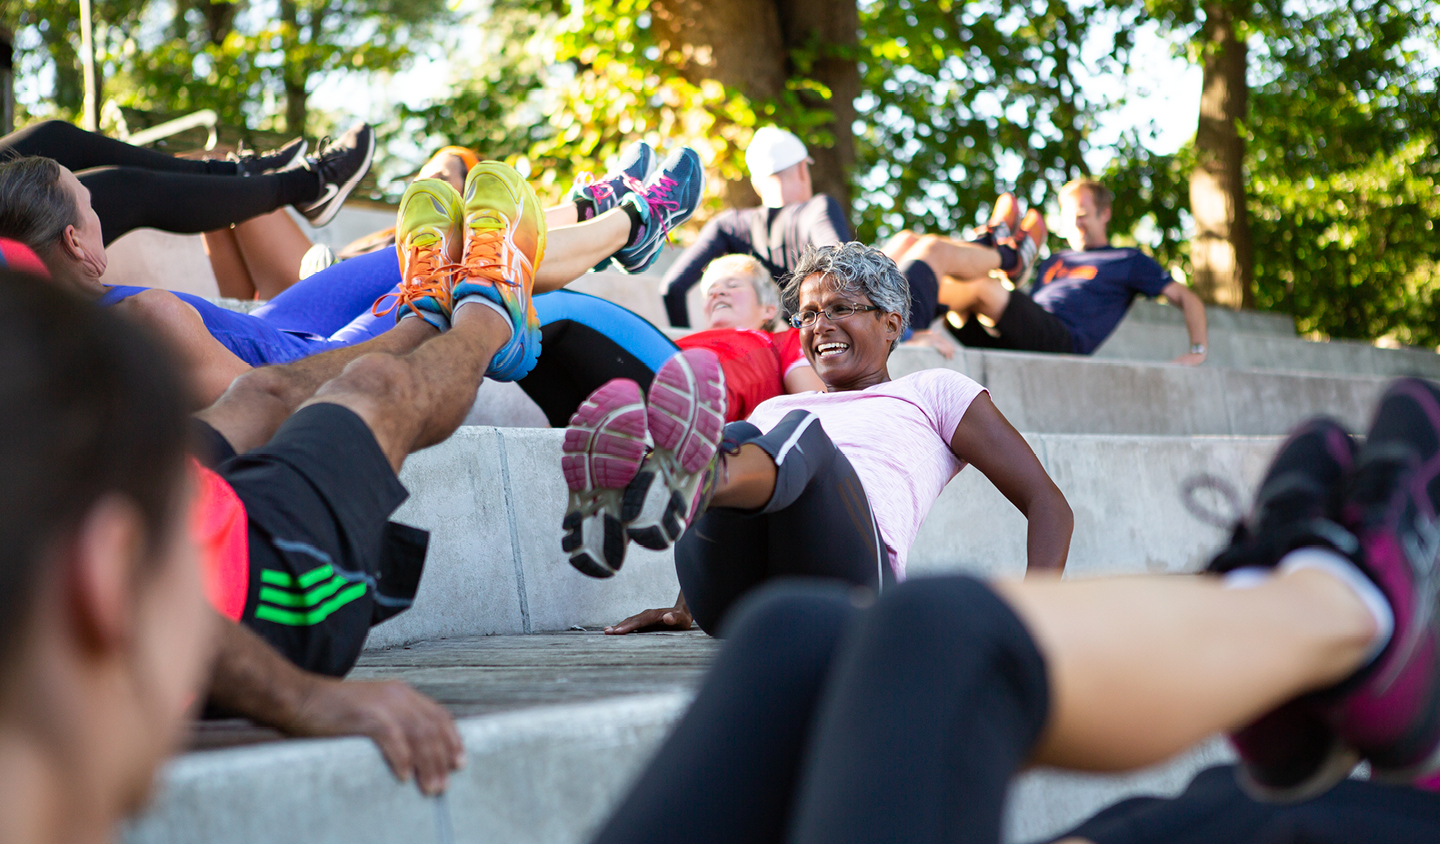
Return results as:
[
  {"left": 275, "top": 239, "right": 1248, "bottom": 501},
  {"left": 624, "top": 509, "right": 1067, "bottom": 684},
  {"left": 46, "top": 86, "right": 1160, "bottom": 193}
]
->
[{"left": 1041, "top": 260, "right": 1098, "bottom": 286}]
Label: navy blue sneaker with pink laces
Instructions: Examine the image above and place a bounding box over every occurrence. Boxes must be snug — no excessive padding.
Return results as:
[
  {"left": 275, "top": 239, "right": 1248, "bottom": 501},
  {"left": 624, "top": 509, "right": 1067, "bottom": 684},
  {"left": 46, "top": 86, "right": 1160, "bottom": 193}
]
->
[{"left": 614, "top": 147, "right": 705, "bottom": 275}]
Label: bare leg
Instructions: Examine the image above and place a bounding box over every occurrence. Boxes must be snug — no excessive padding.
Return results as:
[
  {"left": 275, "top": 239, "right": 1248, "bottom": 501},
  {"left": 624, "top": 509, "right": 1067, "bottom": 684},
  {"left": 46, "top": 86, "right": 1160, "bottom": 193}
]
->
[
  {"left": 231, "top": 209, "right": 314, "bottom": 300},
  {"left": 196, "top": 318, "right": 436, "bottom": 453},
  {"left": 710, "top": 444, "right": 778, "bottom": 510},
  {"left": 901, "top": 234, "right": 1002, "bottom": 281},
  {"left": 534, "top": 208, "right": 631, "bottom": 293},
  {"left": 303, "top": 302, "right": 509, "bottom": 472},
  {"left": 202, "top": 227, "right": 257, "bottom": 300},
  {"left": 545, "top": 203, "right": 580, "bottom": 228},
  {"left": 938, "top": 275, "right": 1013, "bottom": 322},
  {"left": 880, "top": 230, "right": 921, "bottom": 259},
  {"left": 991, "top": 567, "right": 1377, "bottom": 771}
]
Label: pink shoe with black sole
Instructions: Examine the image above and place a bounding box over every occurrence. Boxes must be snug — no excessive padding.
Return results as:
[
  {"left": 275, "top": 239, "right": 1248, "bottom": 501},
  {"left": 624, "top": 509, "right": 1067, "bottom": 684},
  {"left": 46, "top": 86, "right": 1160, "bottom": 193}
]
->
[
  {"left": 624, "top": 349, "right": 727, "bottom": 551},
  {"left": 561, "top": 378, "right": 649, "bottom": 578}
]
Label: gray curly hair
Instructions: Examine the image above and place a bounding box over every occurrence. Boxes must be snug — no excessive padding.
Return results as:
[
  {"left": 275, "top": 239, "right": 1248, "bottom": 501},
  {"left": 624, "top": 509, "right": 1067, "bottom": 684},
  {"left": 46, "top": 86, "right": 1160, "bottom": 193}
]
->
[{"left": 783, "top": 242, "right": 911, "bottom": 348}]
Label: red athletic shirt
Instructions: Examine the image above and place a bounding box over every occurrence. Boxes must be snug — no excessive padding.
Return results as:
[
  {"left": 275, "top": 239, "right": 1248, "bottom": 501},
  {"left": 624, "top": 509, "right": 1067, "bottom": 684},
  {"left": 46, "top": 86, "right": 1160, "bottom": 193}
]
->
[
  {"left": 677, "top": 327, "right": 810, "bottom": 422},
  {"left": 190, "top": 458, "right": 249, "bottom": 622}
]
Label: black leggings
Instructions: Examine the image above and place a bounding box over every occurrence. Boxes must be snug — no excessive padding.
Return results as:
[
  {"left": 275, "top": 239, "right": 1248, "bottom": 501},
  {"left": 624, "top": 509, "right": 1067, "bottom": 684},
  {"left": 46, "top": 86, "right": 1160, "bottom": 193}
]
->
[
  {"left": 591, "top": 576, "right": 1050, "bottom": 844},
  {"left": 1060, "top": 763, "right": 1440, "bottom": 844},
  {"left": 674, "top": 410, "right": 892, "bottom": 634},
  {"left": 2, "top": 120, "right": 317, "bottom": 243}
]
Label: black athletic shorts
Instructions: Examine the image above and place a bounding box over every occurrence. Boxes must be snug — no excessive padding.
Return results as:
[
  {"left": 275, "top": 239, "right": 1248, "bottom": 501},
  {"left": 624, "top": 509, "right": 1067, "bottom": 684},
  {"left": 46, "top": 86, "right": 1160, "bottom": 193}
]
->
[
  {"left": 945, "top": 288, "right": 1076, "bottom": 354},
  {"left": 192, "top": 404, "right": 428, "bottom": 678}
]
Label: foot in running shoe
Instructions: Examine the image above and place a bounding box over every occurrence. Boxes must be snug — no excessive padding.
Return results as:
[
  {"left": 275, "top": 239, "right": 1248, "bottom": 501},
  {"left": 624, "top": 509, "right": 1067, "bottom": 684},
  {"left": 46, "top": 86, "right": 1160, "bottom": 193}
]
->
[
  {"left": 613, "top": 147, "right": 705, "bottom": 275},
  {"left": 231, "top": 137, "right": 307, "bottom": 176},
  {"left": 371, "top": 178, "right": 464, "bottom": 331},
  {"left": 1206, "top": 417, "right": 1361, "bottom": 800},
  {"left": 1324, "top": 377, "right": 1440, "bottom": 781},
  {"left": 981, "top": 192, "right": 1020, "bottom": 245},
  {"left": 562, "top": 379, "right": 650, "bottom": 578},
  {"left": 624, "top": 349, "right": 727, "bottom": 550},
  {"left": 566, "top": 141, "right": 657, "bottom": 221},
  {"left": 295, "top": 122, "right": 376, "bottom": 226},
  {"left": 454, "top": 160, "right": 547, "bottom": 381},
  {"left": 1006, "top": 208, "right": 1047, "bottom": 282}
]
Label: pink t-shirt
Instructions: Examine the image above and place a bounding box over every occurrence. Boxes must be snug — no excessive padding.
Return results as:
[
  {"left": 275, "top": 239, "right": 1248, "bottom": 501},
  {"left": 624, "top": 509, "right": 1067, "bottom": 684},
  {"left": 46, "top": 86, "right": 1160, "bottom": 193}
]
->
[{"left": 746, "top": 369, "right": 987, "bottom": 579}]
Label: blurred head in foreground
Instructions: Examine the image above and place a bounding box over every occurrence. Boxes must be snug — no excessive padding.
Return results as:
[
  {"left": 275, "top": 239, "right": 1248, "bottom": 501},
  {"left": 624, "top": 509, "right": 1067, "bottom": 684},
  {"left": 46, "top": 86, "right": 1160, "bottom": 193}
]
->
[{"left": 0, "top": 262, "right": 213, "bottom": 841}]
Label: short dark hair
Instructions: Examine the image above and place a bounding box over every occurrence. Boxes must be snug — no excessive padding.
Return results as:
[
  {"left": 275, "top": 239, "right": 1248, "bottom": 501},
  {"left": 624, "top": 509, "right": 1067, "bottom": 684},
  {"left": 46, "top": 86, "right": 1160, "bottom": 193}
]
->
[
  {"left": 1060, "top": 177, "right": 1113, "bottom": 214},
  {"left": 0, "top": 156, "right": 79, "bottom": 260},
  {"left": 0, "top": 271, "right": 189, "bottom": 674}
]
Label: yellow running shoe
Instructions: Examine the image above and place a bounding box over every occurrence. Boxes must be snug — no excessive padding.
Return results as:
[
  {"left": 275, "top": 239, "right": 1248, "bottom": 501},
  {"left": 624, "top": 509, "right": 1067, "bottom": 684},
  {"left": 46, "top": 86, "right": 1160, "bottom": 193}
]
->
[
  {"left": 454, "top": 161, "right": 547, "bottom": 381},
  {"left": 372, "top": 178, "right": 464, "bottom": 331}
]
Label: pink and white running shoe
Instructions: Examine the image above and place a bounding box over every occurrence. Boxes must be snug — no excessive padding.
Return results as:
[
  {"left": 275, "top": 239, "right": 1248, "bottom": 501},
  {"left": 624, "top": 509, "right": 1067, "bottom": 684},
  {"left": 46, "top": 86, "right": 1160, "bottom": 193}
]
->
[
  {"left": 625, "top": 349, "right": 727, "bottom": 551},
  {"left": 561, "top": 379, "right": 649, "bottom": 578}
]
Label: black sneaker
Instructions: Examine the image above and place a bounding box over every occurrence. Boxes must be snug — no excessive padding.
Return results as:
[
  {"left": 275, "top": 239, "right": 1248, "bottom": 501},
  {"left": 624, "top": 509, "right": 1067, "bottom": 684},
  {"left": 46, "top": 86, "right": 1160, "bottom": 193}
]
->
[
  {"left": 294, "top": 123, "right": 375, "bottom": 226},
  {"left": 1206, "top": 416, "right": 1362, "bottom": 800},
  {"left": 231, "top": 137, "right": 307, "bottom": 176}
]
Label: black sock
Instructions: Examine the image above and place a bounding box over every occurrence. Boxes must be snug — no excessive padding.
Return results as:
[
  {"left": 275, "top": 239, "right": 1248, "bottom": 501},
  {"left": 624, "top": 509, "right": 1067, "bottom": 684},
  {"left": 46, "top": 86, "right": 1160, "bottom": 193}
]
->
[
  {"left": 276, "top": 166, "right": 323, "bottom": 206},
  {"left": 622, "top": 201, "right": 644, "bottom": 246},
  {"left": 574, "top": 196, "right": 596, "bottom": 221},
  {"left": 993, "top": 243, "right": 1018, "bottom": 272},
  {"left": 969, "top": 230, "right": 995, "bottom": 248}
]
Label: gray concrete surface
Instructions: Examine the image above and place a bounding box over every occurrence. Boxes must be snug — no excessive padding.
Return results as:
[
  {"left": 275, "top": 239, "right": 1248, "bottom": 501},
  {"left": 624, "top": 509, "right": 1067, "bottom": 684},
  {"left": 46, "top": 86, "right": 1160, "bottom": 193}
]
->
[
  {"left": 888, "top": 346, "right": 1390, "bottom": 436},
  {"left": 369, "top": 428, "right": 1277, "bottom": 647},
  {"left": 128, "top": 634, "right": 1238, "bottom": 844}
]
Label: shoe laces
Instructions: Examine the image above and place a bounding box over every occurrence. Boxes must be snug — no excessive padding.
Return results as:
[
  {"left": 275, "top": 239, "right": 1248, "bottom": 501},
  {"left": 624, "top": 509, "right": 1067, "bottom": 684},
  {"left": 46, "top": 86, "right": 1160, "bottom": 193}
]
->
[
  {"left": 462, "top": 221, "right": 530, "bottom": 294},
  {"left": 639, "top": 175, "right": 681, "bottom": 243},
  {"left": 372, "top": 239, "right": 459, "bottom": 319}
]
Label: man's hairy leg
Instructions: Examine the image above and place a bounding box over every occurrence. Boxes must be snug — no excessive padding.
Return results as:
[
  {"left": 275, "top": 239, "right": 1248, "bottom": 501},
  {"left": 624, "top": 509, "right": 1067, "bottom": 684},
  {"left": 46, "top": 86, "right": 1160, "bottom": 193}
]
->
[
  {"left": 305, "top": 302, "right": 508, "bottom": 472},
  {"left": 207, "top": 615, "right": 464, "bottom": 795},
  {"left": 195, "top": 318, "right": 436, "bottom": 454}
]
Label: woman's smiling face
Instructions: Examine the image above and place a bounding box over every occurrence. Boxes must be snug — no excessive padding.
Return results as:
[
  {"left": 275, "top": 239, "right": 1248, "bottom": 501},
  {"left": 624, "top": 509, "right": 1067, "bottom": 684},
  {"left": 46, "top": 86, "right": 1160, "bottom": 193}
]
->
[
  {"left": 795, "top": 272, "right": 900, "bottom": 391},
  {"left": 704, "top": 272, "right": 774, "bottom": 330}
]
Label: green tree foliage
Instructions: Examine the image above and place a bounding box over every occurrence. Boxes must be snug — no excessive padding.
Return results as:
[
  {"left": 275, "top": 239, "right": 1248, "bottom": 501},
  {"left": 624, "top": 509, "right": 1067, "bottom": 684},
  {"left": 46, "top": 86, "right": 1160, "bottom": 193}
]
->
[
  {"left": 1244, "top": 0, "right": 1440, "bottom": 343},
  {"left": 8, "top": 0, "right": 449, "bottom": 134},
  {"left": 854, "top": 0, "right": 1131, "bottom": 243}
]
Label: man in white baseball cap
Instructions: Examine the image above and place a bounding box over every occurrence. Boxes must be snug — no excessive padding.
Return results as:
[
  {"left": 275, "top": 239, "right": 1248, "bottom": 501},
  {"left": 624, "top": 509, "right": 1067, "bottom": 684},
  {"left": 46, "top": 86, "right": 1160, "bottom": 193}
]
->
[{"left": 661, "top": 126, "right": 851, "bottom": 327}]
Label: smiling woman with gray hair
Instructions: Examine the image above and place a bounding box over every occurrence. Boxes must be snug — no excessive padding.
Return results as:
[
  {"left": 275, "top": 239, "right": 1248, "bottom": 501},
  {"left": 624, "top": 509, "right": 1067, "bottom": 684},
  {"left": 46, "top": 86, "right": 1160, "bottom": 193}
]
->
[{"left": 565, "top": 241, "right": 1076, "bottom": 636}]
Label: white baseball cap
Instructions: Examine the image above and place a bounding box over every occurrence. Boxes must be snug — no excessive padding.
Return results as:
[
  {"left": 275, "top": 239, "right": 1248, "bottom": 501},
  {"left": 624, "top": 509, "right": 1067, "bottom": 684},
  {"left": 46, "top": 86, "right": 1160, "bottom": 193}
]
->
[{"left": 746, "top": 127, "right": 811, "bottom": 178}]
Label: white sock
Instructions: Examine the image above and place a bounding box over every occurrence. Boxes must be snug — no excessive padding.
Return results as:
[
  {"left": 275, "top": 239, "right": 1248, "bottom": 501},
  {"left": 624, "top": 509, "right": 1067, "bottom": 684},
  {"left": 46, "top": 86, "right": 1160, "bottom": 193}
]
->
[
  {"left": 1221, "top": 566, "right": 1274, "bottom": 591},
  {"left": 455, "top": 296, "right": 514, "bottom": 343},
  {"left": 1279, "top": 547, "right": 1395, "bottom": 665}
]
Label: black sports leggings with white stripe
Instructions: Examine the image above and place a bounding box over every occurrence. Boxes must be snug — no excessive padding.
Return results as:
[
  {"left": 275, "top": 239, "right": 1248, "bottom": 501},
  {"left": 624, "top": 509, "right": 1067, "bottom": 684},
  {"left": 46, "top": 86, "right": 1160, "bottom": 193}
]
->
[
  {"left": 2, "top": 120, "right": 318, "bottom": 243},
  {"left": 674, "top": 409, "right": 893, "bottom": 634}
]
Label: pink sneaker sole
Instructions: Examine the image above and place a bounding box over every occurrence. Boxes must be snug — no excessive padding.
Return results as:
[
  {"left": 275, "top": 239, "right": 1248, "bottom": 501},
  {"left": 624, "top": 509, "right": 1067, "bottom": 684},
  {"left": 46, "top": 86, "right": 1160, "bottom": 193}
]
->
[
  {"left": 561, "top": 379, "right": 649, "bottom": 578},
  {"left": 626, "top": 349, "right": 727, "bottom": 550}
]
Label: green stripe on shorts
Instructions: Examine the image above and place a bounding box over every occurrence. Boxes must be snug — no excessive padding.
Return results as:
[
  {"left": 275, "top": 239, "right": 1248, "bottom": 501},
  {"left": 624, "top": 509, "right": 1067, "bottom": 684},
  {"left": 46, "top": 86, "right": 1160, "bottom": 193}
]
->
[{"left": 254, "top": 581, "right": 368, "bottom": 626}]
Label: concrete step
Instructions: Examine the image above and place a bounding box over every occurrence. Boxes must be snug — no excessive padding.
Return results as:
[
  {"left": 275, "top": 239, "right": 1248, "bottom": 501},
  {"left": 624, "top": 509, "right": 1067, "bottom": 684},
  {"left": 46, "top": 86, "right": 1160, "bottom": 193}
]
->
[
  {"left": 887, "top": 346, "right": 1391, "bottom": 436},
  {"left": 1095, "top": 314, "right": 1440, "bottom": 378},
  {"left": 372, "top": 428, "right": 1274, "bottom": 648},
  {"left": 126, "top": 634, "right": 1236, "bottom": 844},
  {"left": 460, "top": 342, "right": 1395, "bottom": 438}
]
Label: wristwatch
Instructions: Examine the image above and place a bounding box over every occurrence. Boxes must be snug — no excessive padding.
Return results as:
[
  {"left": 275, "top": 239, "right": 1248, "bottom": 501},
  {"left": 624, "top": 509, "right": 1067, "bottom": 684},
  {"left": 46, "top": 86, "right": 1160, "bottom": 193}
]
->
[{"left": 1190, "top": 343, "right": 1207, "bottom": 356}]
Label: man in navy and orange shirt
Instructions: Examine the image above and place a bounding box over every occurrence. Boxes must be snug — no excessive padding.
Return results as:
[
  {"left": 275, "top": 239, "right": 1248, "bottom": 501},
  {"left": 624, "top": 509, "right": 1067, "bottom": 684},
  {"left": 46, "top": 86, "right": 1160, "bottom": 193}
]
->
[{"left": 941, "top": 178, "right": 1210, "bottom": 364}]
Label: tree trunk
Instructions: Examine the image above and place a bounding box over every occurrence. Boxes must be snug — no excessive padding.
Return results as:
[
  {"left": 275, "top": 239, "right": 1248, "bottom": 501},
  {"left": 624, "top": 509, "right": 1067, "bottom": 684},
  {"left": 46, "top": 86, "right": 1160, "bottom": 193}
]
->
[
  {"left": 774, "top": 0, "right": 859, "bottom": 218},
  {"left": 651, "top": 0, "right": 788, "bottom": 209},
  {"left": 279, "top": 0, "right": 307, "bottom": 134},
  {"left": 1190, "top": 1, "right": 1253, "bottom": 308},
  {"left": 651, "top": 0, "right": 860, "bottom": 217}
]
